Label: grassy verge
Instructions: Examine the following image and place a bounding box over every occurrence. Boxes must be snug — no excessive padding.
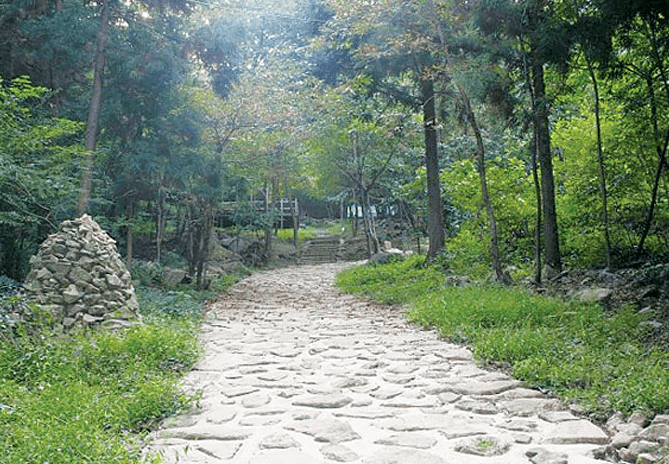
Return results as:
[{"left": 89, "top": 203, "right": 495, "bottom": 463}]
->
[
  {"left": 276, "top": 227, "right": 317, "bottom": 242},
  {"left": 0, "top": 287, "right": 205, "bottom": 464},
  {"left": 336, "top": 255, "right": 669, "bottom": 420}
]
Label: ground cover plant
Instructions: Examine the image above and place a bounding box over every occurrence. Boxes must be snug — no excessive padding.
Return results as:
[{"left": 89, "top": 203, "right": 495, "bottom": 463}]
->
[
  {"left": 336, "top": 256, "right": 669, "bottom": 420},
  {"left": 276, "top": 227, "right": 317, "bottom": 243},
  {"left": 0, "top": 286, "right": 203, "bottom": 464}
]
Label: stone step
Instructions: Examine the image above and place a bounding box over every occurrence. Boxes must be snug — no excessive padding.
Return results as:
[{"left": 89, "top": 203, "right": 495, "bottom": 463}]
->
[{"left": 298, "top": 236, "right": 343, "bottom": 265}]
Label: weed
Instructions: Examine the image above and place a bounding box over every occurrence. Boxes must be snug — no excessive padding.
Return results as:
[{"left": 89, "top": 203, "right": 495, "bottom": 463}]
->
[{"left": 0, "top": 290, "right": 202, "bottom": 463}]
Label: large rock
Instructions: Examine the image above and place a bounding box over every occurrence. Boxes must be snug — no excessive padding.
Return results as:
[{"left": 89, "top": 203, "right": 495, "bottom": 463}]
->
[
  {"left": 571, "top": 287, "right": 613, "bottom": 306},
  {"left": 24, "top": 214, "right": 140, "bottom": 329}
]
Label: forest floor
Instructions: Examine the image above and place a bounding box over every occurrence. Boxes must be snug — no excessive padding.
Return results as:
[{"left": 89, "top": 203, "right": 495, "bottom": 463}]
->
[{"left": 541, "top": 264, "right": 669, "bottom": 348}]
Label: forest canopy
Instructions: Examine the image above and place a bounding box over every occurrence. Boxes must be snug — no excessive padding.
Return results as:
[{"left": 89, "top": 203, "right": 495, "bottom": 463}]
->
[{"left": 0, "top": 0, "right": 668, "bottom": 283}]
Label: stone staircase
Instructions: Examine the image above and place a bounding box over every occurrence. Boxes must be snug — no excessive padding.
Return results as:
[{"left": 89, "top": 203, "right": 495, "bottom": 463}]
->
[{"left": 298, "top": 236, "right": 342, "bottom": 265}]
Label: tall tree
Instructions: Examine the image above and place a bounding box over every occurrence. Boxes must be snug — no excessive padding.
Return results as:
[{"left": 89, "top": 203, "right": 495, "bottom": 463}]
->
[
  {"left": 455, "top": 83, "right": 510, "bottom": 284},
  {"left": 476, "top": 0, "right": 566, "bottom": 275},
  {"left": 421, "top": 78, "right": 445, "bottom": 259},
  {"left": 77, "top": 0, "right": 192, "bottom": 216},
  {"left": 78, "top": 0, "right": 110, "bottom": 215},
  {"left": 322, "top": 0, "right": 447, "bottom": 258}
]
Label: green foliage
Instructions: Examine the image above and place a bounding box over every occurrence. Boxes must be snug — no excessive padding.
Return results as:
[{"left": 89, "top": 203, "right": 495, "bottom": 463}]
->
[
  {"left": 439, "top": 129, "right": 537, "bottom": 275},
  {"left": 551, "top": 79, "right": 668, "bottom": 267},
  {"left": 337, "top": 261, "right": 669, "bottom": 419},
  {"left": 131, "top": 261, "right": 166, "bottom": 288},
  {"left": 136, "top": 287, "right": 204, "bottom": 322},
  {"left": 0, "top": 75, "right": 83, "bottom": 280},
  {"left": 0, "top": 295, "right": 201, "bottom": 464}
]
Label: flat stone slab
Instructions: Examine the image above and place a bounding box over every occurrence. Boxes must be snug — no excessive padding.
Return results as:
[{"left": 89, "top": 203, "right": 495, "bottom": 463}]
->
[
  {"left": 501, "top": 397, "right": 562, "bottom": 415},
  {"left": 544, "top": 420, "right": 609, "bottom": 444},
  {"left": 386, "top": 363, "right": 420, "bottom": 374},
  {"left": 221, "top": 386, "right": 260, "bottom": 398},
  {"left": 453, "top": 435, "right": 511, "bottom": 456},
  {"left": 257, "top": 371, "right": 290, "bottom": 382},
  {"left": 241, "top": 393, "right": 272, "bottom": 408},
  {"left": 375, "top": 432, "right": 438, "bottom": 449},
  {"left": 270, "top": 347, "right": 303, "bottom": 358},
  {"left": 453, "top": 379, "right": 523, "bottom": 396},
  {"left": 284, "top": 418, "right": 361, "bottom": 443},
  {"left": 334, "top": 409, "right": 395, "bottom": 419},
  {"left": 320, "top": 444, "right": 359, "bottom": 462},
  {"left": 370, "top": 387, "right": 403, "bottom": 400},
  {"left": 292, "top": 394, "right": 353, "bottom": 408},
  {"left": 150, "top": 440, "right": 242, "bottom": 463},
  {"left": 527, "top": 447, "right": 568, "bottom": 464},
  {"left": 362, "top": 449, "right": 448, "bottom": 464},
  {"left": 259, "top": 432, "right": 301, "bottom": 449},
  {"left": 194, "top": 440, "right": 242, "bottom": 460},
  {"left": 539, "top": 411, "right": 579, "bottom": 423},
  {"left": 161, "top": 426, "right": 252, "bottom": 441},
  {"left": 249, "top": 449, "right": 324, "bottom": 464}
]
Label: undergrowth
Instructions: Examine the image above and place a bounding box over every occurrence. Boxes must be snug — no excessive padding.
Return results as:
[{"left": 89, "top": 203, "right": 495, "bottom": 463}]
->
[
  {"left": 0, "top": 286, "right": 203, "bottom": 464},
  {"left": 336, "top": 256, "right": 669, "bottom": 420},
  {"left": 276, "top": 227, "right": 317, "bottom": 242}
]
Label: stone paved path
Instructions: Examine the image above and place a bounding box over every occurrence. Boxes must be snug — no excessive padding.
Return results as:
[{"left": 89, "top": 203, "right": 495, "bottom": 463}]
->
[{"left": 144, "top": 262, "right": 610, "bottom": 464}]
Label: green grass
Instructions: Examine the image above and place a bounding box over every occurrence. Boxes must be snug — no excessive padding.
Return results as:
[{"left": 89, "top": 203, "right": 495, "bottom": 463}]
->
[
  {"left": 336, "top": 257, "right": 669, "bottom": 420},
  {"left": 0, "top": 291, "right": 203, "bottom": 464},
  {"left": 275, "top": 220, "right": 351, "bottom": 243},
  {"left": 276, "top": 227, "right": 317, "bottom": 242},
  {"left": 336, "top": 254, "right": 445, "bottom": 305}
]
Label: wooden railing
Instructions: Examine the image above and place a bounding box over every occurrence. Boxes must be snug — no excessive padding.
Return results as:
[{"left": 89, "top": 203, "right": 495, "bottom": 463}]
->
[{"left": 215, "top": 199, "right": 299, "bottom": 228}]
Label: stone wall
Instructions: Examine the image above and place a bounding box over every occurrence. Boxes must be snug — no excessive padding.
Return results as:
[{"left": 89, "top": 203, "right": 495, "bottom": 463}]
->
[{"left": 24, "top": 214, "right": 140, "bottom": 329}]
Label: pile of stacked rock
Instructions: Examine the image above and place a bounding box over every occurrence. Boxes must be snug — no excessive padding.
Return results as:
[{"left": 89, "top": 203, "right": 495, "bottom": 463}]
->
[{"left": 23, "top": 214, "right": 140, "bottom": 329}]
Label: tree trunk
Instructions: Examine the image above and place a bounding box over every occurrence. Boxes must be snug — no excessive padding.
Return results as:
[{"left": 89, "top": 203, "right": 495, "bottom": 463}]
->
[
  {"left": 359, "top": 190, "right": 378, "bottom": 257},
  {"left": 531, "top": 133, "right": 542, "bottom": 285},
  {"left": 352, "top": 204, "right": 358, "bottom": 237},
  {"left": 457, "top": 84, "right": 510, "bottom": 285},
  {"left": 78, "top": 0, "right": 110, "bottom": 216},
  {"left": 637, "top": 126, "right": 669, "bottom": 258},
  {"left": 125, "top": 200, "right": 134, "bottom": 272},
  {"left": 636, "top": 66, "right": 669, "bottom": 259},
  {"left": 364, "top": 191, "right": 380, "bottom": 255},
  {"left": 531, "top": 53, "right": 561, "bottom": 275},
  {"left": 421, "top": 78, "right": 444, "bottom": 260},
  {"left": 282, "top": 174, "right": 299, "bottom": 247},
  {"left": 187, "top": 204, "right": 195, "bottom": 276},
  {"left": 196, "top": 201, "right": 213, "bottom": 290},
  {"left": 585, "top": 55, "right": 612, "bottom": 268},
  {"left": 156, "top": 185, "right": 166, "bottom": 264}
]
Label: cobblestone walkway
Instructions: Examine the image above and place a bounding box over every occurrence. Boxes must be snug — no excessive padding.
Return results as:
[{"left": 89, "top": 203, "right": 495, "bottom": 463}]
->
[{"left": 144, "top": 262, "right": 610, "bottom": 464}]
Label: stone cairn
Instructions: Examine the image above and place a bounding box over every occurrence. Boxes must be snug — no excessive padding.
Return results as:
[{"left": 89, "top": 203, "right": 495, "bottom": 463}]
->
[{"left": 24, "top": 214, "right": 140, "bottom": 329}]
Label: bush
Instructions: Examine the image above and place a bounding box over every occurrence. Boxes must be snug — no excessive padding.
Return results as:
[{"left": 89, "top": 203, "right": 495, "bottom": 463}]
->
[
  {"left": 131, "top": 261, "right": 166, "bottom": 288},
  {"left": 136, "top": 287, "right": 204, "bottom": 322}
]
